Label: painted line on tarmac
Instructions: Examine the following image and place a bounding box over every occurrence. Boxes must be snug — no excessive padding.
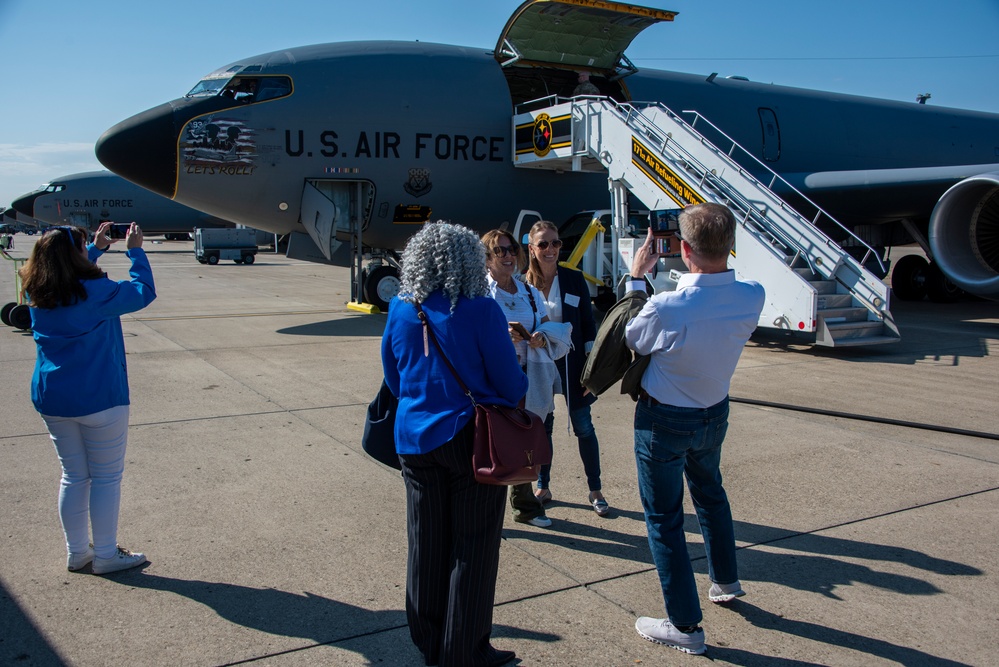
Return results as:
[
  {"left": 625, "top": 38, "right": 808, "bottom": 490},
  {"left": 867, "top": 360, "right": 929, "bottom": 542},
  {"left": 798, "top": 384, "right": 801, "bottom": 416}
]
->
[{"left": 131, "top": 309, "right": 344, "bottom": 322}]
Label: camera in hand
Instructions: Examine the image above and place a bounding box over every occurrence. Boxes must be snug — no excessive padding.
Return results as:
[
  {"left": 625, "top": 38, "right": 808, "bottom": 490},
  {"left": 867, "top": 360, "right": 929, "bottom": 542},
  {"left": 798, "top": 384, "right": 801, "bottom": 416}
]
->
[
  {"left": 650, "top": 209, "right": 682, "bottom": 255},
  {"left": 108, "top": 223, "right": 130, "bottom": 240}
]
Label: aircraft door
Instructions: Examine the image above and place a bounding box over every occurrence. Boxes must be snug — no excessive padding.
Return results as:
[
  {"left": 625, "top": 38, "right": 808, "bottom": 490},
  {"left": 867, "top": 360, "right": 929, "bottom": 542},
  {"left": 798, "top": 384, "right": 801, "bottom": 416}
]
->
[
  {"left": 758, "top": 108, "right": 781, "bottom": 162},
  {"left": 300, "top": 180, "right": 374, "bottom": 261},
  {"left": 67, "top": 211, "right": 92, "bottom": 228}
]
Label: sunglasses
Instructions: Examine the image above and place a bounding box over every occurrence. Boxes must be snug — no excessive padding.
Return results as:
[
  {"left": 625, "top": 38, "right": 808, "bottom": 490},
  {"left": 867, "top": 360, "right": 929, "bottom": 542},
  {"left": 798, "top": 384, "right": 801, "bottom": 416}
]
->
[
  {"left": 532, "top": 239, "right": 563, "bottom": 250},
  {"left": 490, "top": 244, "right": 519, "bottom": 258}
]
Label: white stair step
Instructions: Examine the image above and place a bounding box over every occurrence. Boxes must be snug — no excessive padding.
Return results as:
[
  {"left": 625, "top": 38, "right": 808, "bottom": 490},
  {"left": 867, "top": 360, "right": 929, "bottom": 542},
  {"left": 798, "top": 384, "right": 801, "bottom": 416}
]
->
[
  {"left": 810, "top": 279, "right": 837, "bottom": 294},
  {"left": 817, "top": 294, "right": 853, "bottom": 309},
  {"left": 818, "top": 307, "right": 868, "bottom": 322}
]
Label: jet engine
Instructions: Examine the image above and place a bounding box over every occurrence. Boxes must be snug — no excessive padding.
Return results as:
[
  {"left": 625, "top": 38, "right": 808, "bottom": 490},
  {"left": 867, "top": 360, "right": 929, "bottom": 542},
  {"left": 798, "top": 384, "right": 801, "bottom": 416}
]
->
[{"left": 929, "top": 172, "right": 999, "bottom": 299}]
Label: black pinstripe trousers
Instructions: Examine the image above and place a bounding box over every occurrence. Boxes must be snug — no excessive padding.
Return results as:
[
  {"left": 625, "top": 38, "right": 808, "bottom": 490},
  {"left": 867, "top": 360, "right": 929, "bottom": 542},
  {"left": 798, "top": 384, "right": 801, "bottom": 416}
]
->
[{"left": 399, "top": 421, "right": 508, "bottom": 667}]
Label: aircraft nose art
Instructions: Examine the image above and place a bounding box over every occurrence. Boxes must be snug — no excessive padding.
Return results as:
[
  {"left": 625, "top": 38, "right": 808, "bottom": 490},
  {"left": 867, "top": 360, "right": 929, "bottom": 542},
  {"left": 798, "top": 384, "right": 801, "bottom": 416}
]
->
[{"left": 97, "top": 101, "right": 180, "bottom": 199}]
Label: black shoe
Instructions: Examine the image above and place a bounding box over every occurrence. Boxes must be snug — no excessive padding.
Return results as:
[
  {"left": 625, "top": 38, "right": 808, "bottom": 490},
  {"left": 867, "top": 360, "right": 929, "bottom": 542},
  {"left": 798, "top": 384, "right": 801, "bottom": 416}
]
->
[{"left": 485, "top": 648, "right": 516, "bottom": 666}]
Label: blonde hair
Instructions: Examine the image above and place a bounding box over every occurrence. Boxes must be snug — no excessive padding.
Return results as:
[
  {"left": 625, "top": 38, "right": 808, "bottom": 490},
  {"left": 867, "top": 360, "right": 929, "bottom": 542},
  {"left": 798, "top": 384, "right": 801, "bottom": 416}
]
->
[{"left": 524, "top": 220, "right": 559, "bottom": 290}]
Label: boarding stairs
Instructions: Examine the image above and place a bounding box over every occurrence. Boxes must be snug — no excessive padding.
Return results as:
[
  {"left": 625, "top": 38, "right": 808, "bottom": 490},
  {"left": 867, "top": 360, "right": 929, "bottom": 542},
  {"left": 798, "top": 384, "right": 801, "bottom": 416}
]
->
[{"left": 512, "top": 98, "right": 899, "bottom": 347}]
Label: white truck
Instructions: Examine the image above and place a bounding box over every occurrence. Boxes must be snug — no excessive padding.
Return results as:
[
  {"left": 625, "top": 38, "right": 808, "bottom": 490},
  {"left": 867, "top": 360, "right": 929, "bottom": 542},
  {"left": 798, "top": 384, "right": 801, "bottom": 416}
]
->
[{"left": 194, "top": 228, "right": 258, "bottom": 265}]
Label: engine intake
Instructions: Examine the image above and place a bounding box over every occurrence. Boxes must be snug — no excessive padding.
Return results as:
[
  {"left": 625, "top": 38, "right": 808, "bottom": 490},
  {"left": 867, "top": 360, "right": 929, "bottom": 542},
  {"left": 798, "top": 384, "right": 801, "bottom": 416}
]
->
[{"left": 929, "top": 172, "right": 999, "bottom": 299}]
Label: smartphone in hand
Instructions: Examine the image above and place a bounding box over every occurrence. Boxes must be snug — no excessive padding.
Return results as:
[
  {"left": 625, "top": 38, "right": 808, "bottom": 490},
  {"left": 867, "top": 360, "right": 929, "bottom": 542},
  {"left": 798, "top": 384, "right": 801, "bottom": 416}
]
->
[
  {"left": 509, "top": 322, "right": 531, "bottom": 339},
  {"left": 108, "top": 223, "right": 131, "bottom": 240}
]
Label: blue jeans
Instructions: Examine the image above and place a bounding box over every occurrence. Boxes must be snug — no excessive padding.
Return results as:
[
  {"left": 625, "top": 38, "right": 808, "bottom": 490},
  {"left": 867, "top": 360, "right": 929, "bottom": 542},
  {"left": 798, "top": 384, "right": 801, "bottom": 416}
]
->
[
  {"left": 538, "top": 404, "right": 602, "bottom": 492},
  {"left": 634, "top": 396, "right": 737, "bottom": 627}
]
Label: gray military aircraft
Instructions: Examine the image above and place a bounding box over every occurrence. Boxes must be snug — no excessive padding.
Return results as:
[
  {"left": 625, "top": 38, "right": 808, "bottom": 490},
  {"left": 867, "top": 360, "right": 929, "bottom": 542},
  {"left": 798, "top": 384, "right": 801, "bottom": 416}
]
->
[
  {"left": 11, "top": 171, "right": 235, "bottom": 240},
  {"left": 94, "top": 0, "right": 999, "bottom": 310}
]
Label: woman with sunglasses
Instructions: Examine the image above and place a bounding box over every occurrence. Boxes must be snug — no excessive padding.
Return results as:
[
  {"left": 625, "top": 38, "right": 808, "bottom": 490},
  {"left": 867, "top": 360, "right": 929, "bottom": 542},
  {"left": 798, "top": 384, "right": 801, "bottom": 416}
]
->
[
  {"left": 20, "top": 222, "right": 156, "bottom": 574},
  {"left": 524, "top": 221, "right": 610, "bottom": 516},
  {"left": 481, "top": 228, "right": 553, "bottom": 529}
]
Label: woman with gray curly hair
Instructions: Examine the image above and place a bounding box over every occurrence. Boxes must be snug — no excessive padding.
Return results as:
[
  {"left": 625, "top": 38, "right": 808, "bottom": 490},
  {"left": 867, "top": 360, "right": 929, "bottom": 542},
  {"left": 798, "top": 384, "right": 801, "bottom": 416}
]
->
[{"left": 382, "top": 222, "right": 527, "bottom": 667}]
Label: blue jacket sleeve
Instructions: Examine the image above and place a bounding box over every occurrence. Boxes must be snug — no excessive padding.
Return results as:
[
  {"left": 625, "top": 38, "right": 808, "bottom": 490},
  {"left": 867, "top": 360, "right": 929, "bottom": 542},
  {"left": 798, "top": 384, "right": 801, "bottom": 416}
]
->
[
  {"left": 86, "top": 243, "right": 106, "bottom": 263},
  {"left": 381, "top": 300, "right": 401, "bottom": 398},
  {"left": 95, "top": 248, "right": 157, "bottom": 317}
]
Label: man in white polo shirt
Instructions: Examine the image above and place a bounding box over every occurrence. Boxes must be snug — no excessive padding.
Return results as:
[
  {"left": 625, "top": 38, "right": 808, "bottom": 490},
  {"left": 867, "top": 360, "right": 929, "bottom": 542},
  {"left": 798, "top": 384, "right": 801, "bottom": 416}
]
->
[{"left": 624, "top": 203, "right": 765, "bottom": 655}]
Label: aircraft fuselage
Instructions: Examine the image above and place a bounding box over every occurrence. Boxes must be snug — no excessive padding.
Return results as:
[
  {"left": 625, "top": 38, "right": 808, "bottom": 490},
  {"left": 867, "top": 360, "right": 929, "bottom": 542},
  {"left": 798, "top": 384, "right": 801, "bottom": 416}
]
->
[
  {"left": 96, "top": 40, "right": 999, "bottom": 255},
  {"left": 11, "top": 171, "right": 234, "bottom": 235}
]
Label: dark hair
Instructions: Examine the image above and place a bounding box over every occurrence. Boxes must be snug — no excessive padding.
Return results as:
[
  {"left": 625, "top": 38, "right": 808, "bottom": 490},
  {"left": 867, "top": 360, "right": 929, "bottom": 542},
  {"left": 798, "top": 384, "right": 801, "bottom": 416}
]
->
[
  {"left": 20, "top": 227, "right": 104, "bottom": 309},
  {"left": 481, "top": 229, "right": 526, "bottom": 273}
]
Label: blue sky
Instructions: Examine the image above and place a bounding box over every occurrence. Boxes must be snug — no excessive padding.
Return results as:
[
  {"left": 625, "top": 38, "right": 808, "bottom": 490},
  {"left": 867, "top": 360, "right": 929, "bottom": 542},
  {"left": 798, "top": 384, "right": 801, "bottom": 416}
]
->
[{"left": 1, "top": 0, "right": 997, "bottom": 208}]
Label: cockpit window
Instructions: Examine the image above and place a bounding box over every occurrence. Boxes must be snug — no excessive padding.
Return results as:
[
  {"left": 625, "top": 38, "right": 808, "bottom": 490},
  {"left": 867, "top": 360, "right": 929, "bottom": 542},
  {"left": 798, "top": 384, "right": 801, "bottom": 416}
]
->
[
  {"left": 187, "top": 75, "right": 291, "bottom": 102},
  {"left": 187, "top": 77, "right": 231, "bottom": 98},
  {"left": 219, "top": 76, "right": 292, "bottom": 103},
  {"left": 44, "top": 183, "right": 65, "bottom": 193}
]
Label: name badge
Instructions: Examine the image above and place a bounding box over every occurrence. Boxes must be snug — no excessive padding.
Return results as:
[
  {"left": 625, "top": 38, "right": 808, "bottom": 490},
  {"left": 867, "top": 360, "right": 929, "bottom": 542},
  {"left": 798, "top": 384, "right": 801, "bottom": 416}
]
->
[{"left": 564, "top": 294, "right": 580, "bottom": 308}]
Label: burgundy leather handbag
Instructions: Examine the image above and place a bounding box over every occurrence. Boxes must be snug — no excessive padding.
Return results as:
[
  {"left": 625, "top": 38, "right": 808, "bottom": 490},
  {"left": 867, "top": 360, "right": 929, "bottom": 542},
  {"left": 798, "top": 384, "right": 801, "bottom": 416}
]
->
[{"left": 416, "top": 303, "right": 551, "bottom": 485}]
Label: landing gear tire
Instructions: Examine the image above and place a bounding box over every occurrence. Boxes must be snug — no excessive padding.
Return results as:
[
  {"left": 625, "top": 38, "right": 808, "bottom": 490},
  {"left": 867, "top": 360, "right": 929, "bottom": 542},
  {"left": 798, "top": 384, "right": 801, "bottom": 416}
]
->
[
  {"left": 926, "top": 262, "right": 963, "bottom": 303},
  {"left": 364, "top": 266, "right": 401, "bottom": 312},
  {"left": 890, "top": 255, "right": 928, "bottom": 301},
  {"left": 243, "top": 254, "right": 254, "bottom": 265},
  {"left": 207, "top": 254, "right": 219, "bottom": 265},
  {"left": 9, "top": 303, "right": 32, "bottom": 330},
  {"left": 1, "top": 302, "right": 15, "bottom": 326}
]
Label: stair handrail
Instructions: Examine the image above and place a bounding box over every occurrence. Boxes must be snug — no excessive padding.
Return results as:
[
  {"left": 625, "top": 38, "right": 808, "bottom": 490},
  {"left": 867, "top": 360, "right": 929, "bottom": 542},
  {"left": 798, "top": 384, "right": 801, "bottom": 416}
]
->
[
  {"left": 591, "top": 99, "right": 830, "bottom": 275},
  {"left": 602, "top": 99, "right": 885, "bottom": 276},
  {"left": 576, "top": 98, "right": 891, "bottom": 315},
  {"left": 674, "top": 107, "right": 886, "bottom": 275}
]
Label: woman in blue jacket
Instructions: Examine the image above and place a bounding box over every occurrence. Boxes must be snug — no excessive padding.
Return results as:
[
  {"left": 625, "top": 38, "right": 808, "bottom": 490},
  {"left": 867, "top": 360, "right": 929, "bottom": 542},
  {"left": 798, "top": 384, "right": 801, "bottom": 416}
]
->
[
  {"left": 382, "top": 222, "right": 526, "bottom": 667},
  {"left": 523, "top": 221, "right": 610, "bottom": 516},
  {"left": 21, "top": 222, "right": 156, "bottom": 575}
]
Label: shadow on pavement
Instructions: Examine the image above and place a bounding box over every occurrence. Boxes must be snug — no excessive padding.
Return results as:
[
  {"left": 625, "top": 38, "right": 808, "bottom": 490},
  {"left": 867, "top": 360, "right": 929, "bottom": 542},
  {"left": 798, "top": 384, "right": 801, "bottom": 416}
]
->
[
  {"left": 505, "top": 512, "right": 981, "bottom": 600},
  {"left": 106, "top": 572, "right": 557, "bottom": 663},
  {"left": 715, "top": 600, "right": 972, "bottom": 667},
  {"left": 0, "top": 579, "right": 68, "bottom": 665}
]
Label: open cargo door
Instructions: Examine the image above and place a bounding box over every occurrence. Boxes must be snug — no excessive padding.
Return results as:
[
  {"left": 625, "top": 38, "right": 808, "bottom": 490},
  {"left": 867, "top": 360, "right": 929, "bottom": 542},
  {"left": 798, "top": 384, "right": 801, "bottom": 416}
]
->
[{"left": 496, "top": 0, "right": 676, "bottom": 79}]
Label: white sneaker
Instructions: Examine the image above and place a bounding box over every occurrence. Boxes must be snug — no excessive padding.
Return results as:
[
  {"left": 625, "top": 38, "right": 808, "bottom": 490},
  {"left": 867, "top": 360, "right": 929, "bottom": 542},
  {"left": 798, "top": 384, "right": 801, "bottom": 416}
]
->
[
  {"left": 708, "top": 581, "right": 746, "bottom": 603},
  {"left": 521, "top": 515, "right": 552, "bottom": 528},
  {"left": 635, "top": 617, "right": 706, "bottom": 654},
  {"left": 67, "top": 544, "right": 94, "bottom": 572},
  {"left": 92, "top": 545, "right": 147, "bottom": 575}
]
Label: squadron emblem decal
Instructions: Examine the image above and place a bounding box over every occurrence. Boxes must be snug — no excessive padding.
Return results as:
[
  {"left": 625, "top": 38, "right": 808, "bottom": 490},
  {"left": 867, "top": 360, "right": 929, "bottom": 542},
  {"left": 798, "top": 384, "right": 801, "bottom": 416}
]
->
[
  {"left": 403, "top": 168, "right": 432, "bottom": 197},
  {"left": 532, "top": 114, "right": 553, "bottom": 157}
]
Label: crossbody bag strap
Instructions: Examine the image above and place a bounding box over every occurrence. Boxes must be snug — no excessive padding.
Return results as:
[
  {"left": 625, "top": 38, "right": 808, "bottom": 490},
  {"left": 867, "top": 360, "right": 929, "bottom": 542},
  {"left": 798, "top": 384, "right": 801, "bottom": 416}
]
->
[
  {"left": 525, "top": 283, "right": 538, "bottom": 330},
  {"left": 415, "top": 301, "right": 477, "bottom": 407}
]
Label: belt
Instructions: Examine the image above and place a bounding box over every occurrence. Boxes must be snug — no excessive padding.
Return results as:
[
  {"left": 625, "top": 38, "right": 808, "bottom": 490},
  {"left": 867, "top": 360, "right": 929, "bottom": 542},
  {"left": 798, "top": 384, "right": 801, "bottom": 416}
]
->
[
  {"left": 639, "top": 391, "right": 728, "bottom": 412},
  {"left": 639, "top": 389, "right": 664, "bottom": 406}
]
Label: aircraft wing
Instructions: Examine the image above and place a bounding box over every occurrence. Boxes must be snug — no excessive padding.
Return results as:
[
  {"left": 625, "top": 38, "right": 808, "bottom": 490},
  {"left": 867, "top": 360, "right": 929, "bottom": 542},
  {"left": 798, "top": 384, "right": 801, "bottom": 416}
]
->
[{"left": 801, "top": 164, "right": 999, "bottom": 190}]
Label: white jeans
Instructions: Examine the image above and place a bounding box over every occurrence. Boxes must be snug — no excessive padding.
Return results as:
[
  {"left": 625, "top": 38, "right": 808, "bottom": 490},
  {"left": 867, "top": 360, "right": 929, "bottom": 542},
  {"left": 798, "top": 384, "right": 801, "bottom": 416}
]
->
[{"left": 42, "top": 405, "right": 130, "bottom": 559}]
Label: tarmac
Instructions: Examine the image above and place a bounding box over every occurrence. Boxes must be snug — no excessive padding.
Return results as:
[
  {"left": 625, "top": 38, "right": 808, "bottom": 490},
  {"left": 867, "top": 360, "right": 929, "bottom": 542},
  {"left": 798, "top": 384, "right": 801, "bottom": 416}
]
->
[{"left": 1, "top": 236, "right": 997, "bottom": 666}]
